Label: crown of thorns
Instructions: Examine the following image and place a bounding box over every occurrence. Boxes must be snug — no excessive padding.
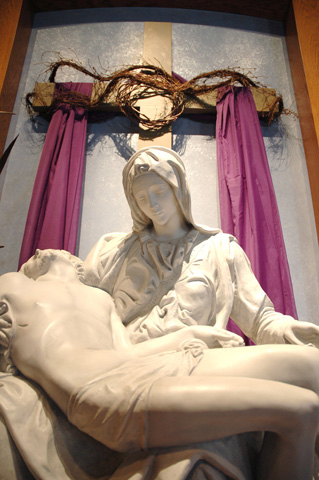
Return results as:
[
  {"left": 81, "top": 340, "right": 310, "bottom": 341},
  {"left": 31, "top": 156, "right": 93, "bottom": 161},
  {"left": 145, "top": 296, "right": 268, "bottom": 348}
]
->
[{"left": 26, "top": 60, "right": 284, "bottom": 129}]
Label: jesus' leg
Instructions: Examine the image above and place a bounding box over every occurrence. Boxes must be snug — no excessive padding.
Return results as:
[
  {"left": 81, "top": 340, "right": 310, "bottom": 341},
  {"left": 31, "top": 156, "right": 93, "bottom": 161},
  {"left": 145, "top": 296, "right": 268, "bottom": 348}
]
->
[
  {"left": 192, "top": 343, "right": 319, "bottom": 393},
  {"left": 147, "top": 376, "right": 319, "bottom": 480},
  {"left": 193, "top": 343, "right": 319, "bottom": 467}
]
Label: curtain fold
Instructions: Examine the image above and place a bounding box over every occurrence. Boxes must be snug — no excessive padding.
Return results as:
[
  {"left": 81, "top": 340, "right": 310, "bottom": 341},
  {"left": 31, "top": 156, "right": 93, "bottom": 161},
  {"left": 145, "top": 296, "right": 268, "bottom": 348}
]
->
[
  {"left": 18, "top": 82, "right": 92, "bottom": 268},
  {"left": 216, "top": 86, "right": 297, "bottom": 343}
]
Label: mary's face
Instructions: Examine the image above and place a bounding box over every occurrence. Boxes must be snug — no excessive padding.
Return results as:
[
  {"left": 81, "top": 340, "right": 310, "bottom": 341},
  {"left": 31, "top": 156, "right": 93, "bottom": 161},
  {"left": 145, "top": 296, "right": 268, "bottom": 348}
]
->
[{"left": 132, "top": 172, "right": 181, "bottom": 229}]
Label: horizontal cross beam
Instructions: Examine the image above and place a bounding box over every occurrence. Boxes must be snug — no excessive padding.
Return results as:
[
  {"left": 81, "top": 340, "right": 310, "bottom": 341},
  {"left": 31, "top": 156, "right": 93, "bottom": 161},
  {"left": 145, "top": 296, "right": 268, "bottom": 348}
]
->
[{"left": 31, "top": 81, "right": 280, "bottom": 119}]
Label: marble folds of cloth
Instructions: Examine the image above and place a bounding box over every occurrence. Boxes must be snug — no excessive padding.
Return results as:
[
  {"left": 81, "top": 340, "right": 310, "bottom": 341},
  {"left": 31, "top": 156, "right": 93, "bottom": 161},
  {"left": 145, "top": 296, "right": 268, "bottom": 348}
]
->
[{"left": 0, "top": 373, "right": 262, "bottom": 480}]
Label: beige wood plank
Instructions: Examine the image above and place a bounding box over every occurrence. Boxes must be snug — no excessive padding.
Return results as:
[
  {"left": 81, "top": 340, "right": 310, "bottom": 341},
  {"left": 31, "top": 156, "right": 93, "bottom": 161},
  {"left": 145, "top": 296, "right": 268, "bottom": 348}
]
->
[
  {"left": 32, "top": 82, "right": 280, "bottom": 118},
  {"left": 142, "top": 22, "right": 172, "bottom": 73},
  {"left": 183, "top": 87, "right": 280, "bottom": 116},
  {"left": 138, "top": 22, "right": 172, "bottom": 149}
]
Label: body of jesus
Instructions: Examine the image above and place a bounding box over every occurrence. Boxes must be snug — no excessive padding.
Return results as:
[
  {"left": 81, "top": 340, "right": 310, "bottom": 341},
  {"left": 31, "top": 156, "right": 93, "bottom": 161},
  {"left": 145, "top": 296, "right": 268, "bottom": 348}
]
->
[{"left": 1, "top": 248, "right": 319, "bottom": 480}]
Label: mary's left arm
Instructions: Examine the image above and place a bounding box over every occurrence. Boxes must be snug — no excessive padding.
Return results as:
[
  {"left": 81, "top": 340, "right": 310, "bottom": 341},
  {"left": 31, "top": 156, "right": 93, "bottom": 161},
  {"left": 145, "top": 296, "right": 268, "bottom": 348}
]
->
[{"left": 229, "top": 238, "right": 319, "bottom": 347}]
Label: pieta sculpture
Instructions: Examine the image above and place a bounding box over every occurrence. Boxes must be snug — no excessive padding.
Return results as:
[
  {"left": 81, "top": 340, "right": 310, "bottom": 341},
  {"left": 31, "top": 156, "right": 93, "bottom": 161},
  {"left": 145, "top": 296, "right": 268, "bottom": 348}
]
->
[{"left": 1, "top": 146, "right": 319, "bottom": 480}]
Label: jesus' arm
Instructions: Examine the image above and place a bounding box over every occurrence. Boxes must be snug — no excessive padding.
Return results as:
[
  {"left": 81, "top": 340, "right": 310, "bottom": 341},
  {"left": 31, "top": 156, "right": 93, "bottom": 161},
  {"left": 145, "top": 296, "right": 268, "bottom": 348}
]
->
[{"left": 122, "top": 324, "right": 244, "bottom": 358}]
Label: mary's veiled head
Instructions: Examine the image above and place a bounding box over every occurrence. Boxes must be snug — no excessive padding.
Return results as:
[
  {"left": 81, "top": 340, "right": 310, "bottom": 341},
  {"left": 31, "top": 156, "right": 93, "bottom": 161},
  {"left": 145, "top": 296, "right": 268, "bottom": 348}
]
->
[{"left": 123, "top": 147, "right": 194, "bottom": 233}]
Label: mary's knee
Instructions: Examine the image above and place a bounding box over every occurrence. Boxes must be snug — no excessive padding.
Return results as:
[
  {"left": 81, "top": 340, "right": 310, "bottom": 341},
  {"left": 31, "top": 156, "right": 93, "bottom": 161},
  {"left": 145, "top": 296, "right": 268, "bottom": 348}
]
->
[
  {"left": 306, "top": 346, "right": 319, "bottom": 366},
  {"left": 286, "top": 389, "right": 319, "bottom": 437},
  {"left": 275, "top": 346, "right": 319, "bottom": 392},
  {"left": 302, "top": 390, "right": 319, "bottom": 423},
  {"left": 296, "top": 347, "right": 319, "bottom": 392}
]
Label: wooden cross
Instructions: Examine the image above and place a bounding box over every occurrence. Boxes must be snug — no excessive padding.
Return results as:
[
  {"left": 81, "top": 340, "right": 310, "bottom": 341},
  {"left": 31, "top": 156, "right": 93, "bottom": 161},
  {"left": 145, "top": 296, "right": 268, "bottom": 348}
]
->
[{"left": 32, "top": 22, "right": 280, "bottom": 147}]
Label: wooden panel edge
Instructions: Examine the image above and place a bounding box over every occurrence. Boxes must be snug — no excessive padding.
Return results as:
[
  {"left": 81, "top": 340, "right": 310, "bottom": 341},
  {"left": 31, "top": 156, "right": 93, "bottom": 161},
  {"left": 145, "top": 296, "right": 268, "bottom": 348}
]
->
[{"left": 285, "top": 2, "right": 319, "bottom": 244}]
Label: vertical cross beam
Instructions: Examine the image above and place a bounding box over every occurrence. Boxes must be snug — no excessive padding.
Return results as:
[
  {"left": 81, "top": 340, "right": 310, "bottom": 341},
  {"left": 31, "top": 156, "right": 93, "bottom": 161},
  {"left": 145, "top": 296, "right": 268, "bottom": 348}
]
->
[{"left": 138, "top": 22, "right": 172, "bottom": 149}]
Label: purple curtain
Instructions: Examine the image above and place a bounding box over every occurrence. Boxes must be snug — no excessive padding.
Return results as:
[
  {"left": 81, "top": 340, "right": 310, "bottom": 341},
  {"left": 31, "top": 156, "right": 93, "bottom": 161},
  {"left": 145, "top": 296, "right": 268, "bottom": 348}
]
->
[
  {"left": 216, "top": 86, "right": 297, "bottom": 341},
  {"left": 18, "top": 82, "right": 92, "bottom": 268}
]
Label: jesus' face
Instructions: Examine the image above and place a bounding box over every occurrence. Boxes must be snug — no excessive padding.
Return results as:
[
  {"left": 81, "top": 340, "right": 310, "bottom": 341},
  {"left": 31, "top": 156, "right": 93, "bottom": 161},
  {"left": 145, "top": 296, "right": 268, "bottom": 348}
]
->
[{"left": 22, "top": 249, "right": 52, "bottom": 280}]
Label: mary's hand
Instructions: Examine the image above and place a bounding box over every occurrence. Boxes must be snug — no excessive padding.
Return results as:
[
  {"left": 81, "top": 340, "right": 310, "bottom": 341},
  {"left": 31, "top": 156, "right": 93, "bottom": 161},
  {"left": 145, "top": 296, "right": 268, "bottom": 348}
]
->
[
  {"left": 188, "top": 325, "right": 245, "bottom": 349},
  {"left": 283, "top": 321, "right": 319, "bottom": 348}
]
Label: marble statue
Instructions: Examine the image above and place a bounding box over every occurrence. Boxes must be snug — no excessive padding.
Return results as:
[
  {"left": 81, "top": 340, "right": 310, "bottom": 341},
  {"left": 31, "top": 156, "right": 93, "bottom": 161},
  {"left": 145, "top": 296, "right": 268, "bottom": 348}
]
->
[
  {"left": 85, "top": 146, "right": 319, "bottom": 347},
  {"left": 1, "top": 146, "right": 319, "bottom": 480},
  {"left": 1, "top": 248, "right": 319, "bottom": 480}
]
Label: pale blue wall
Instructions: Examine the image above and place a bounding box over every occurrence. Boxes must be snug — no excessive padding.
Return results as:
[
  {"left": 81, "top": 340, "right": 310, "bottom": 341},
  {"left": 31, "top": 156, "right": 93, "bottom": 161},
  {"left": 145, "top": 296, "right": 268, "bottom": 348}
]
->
[{"left": 1, "top": 7, "right": 318, "bottom": 323}]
